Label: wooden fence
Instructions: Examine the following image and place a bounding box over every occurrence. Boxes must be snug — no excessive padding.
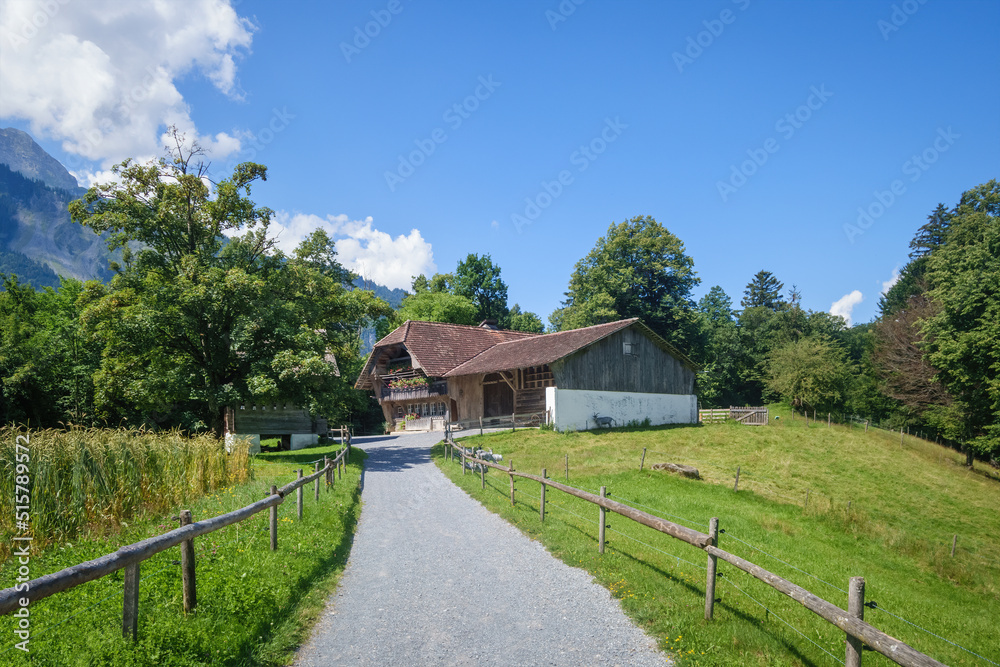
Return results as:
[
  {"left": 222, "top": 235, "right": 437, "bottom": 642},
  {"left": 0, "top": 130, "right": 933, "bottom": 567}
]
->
[
  {"left": 0, "top": 439, "right": 352, "bottom": 640},
  {"left": 443, "top": 437, "right": 946, "bottom": 667},
  {"left": 699, "top": 406, "right": 769, "bottom": 426},
  {"left": 448, "top": 411, "right": 548, "bottom": 435}
]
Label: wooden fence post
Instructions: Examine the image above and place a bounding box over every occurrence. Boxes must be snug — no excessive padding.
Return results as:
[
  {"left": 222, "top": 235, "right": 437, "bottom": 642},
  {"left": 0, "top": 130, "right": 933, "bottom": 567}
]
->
[
  {"left": 509, "top": 460, "right": 515, "bottom": 506},
  {"left": 462, "top": 450, "right": 467, "bottom": 475},
  {"left": 269, "top": 484, "right": 278, "bottom": 551},
  {"left": 900, "top": 427, "right": 904, "bottom": 447},
  {"left": 828, "top": 413, "right": 831, "bottom": 428},
  {"left": 540, "top": 469, "right": 546, "bottom": 522},
  {"left": 599, "top": 486, "right": 607, "bottom": 554},
  {"left": 296, "top": 470, "right": 303, "bottom": 520},
  {"left": 951, "top": 534, "right": 958, "bottom": 557},
  {"left": 179, "top": 510, "right": 196, "bottom": 613},
  {"left": 122, "top": 561, "right": 140, "bottom": 640},
  {"left": 314, "top": 461, "right": 321, "bottom": 501},
  {"left": 846, "top": 577, "right": 865, "bottom": 667},
  {"left": 479, "top": 416, "right": 483, "bottom": 436},
  {"left": 639, "top": 448, "right": 647, "bottom": 471},
  {"left": 734, "top": 465, "right": 741, "bottom": 493},
  {"left": 705, "top": 517, "right": 719, "bottom": 620},
  {"left": 338, "top": 455, "right": 342, "bottom": 480},
  {"left": 481, "top": 460, "right": 485, "bottom": 490},
  {"left": 512, "top": 412, "right": 516, "bottom": 432},
  {"left": 865, "top": 420, "right": 869, "bottom": 433},
  {"left": 324, "top": 456, "right": 331, "bottom": 489}
]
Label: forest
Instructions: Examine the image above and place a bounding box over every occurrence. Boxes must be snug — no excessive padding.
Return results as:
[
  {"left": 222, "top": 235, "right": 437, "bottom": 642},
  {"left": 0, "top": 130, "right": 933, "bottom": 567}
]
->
[{"left": 1, "top": 136, "right": 996, "bottom": 464}]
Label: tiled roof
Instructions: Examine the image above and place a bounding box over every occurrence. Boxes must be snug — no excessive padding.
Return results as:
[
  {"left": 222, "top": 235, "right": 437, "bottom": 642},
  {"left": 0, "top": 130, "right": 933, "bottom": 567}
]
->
[
  {"left": 443, "top": 319, "right": 639, "bottom": 377},
  {"left": 354, "top": 321, "right": 538, "bottom": 388}
]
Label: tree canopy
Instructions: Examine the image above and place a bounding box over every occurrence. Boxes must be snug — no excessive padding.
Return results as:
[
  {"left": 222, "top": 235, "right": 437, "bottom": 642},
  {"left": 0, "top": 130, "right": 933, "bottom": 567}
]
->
[
  {"left": 453, "top": 253, "right": 509, "bottom": 324},
  {"left": 550, "top": 215, "right": 700, "bottom": 349},
  {"left": 741, "top": 270, "right": 785, "bottom": 311},
  {"left": 68, "top": 130, "right": 390, "bottom": 435}
]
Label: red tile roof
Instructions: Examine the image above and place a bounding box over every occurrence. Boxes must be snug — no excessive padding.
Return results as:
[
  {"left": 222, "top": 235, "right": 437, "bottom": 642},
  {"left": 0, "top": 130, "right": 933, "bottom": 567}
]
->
[
  {"left": 444, "top": 319, "right": 639, "bottom": 376},
  {"left": 355, "top": 321, "right": 538, "bottom": 388}
]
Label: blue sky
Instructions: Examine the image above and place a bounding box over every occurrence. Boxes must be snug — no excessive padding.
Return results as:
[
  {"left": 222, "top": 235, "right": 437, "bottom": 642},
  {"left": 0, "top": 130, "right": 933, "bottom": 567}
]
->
[{"left": 1, "top": 0, "right": 997, "bottom": 326}]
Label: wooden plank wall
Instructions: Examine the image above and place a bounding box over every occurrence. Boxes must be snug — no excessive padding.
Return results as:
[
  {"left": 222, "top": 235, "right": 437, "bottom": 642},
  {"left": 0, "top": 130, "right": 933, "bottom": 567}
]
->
[
  {"left": 233, "top": 405, "right": 312, "bottom": 434},
  {"left": 551, "top": 327, "right": 695, "bottom": 395},
  {"left": 446, "top": 374, "right": 484, "bottom": 422}
]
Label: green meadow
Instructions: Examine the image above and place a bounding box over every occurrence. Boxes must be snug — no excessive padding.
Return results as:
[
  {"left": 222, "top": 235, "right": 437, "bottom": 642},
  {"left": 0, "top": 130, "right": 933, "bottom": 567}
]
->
[{"left": 435, "top": 406, "right": 1000, "bottom": 667}]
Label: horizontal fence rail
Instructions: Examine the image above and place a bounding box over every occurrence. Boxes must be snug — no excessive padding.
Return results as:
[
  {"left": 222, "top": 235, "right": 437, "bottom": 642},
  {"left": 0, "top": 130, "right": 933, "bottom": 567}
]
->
[
  {"left": 445, "top": 438, "right": 949, "bottom": 667},
  {"left": 0, "top": 442, "right": 351, "bottom": 626}
]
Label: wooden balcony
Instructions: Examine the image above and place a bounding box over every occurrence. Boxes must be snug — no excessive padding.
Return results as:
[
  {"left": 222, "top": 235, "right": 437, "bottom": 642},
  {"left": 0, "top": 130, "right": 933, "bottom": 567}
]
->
[{"left": 380, "top": 380, "right": 448, "bottom": 403}]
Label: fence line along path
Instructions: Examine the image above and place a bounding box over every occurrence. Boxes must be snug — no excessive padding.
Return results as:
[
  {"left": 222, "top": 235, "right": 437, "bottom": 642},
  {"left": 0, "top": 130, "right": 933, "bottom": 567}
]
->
[{"left": 293, "top": 431, "right": 668, "bottom": 667}]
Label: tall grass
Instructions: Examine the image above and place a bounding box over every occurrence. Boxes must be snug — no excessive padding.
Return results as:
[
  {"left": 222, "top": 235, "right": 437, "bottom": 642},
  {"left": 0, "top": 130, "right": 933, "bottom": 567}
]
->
[{"left": 0, "top": 427, "right": 250, "bottom": 556}]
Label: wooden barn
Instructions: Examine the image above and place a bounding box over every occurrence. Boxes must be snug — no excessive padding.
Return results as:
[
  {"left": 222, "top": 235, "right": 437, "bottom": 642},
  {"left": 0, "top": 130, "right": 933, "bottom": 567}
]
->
[{"left": 355, "top": 318, "right": 698, "bottom": 432}]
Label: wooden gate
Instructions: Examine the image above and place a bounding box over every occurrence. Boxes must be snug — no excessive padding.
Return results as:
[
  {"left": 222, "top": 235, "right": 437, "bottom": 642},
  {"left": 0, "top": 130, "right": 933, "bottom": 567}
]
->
[{"left": 730, "top": 406, "right": 768, "bottom": 425}]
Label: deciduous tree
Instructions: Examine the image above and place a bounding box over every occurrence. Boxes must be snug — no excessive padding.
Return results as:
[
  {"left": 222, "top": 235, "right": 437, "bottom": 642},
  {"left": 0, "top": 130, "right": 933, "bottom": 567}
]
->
[{"left": 551, "top": 215, "right": 700, "bottom": 350}]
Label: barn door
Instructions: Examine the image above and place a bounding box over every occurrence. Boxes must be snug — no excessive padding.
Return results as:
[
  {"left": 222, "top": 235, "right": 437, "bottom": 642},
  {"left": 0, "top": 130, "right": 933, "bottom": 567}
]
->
[{"left": 483, "top": 381, "right": 513, "bottom": 418}]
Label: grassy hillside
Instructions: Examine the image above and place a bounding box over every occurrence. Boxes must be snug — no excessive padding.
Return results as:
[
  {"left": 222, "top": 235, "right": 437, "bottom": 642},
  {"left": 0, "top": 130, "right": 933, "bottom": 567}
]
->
[{"left": 435, "top": 405, "right": 1000, "bottom": 666}]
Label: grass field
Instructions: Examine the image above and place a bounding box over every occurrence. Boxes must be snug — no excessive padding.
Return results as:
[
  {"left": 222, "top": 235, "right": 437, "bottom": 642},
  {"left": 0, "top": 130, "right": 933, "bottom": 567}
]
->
[
  {"left": 435, "top": 405, "right": 1000, "bottom": 667},
  {"left": 1, "top": 440, "right": 363, "bottom": 667}
]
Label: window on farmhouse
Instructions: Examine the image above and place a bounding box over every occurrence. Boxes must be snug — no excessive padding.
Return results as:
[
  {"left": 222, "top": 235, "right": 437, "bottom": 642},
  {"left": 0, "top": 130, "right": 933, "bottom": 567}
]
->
[{"left": 623, "top": 341, "right": 636, "bottom": 356}]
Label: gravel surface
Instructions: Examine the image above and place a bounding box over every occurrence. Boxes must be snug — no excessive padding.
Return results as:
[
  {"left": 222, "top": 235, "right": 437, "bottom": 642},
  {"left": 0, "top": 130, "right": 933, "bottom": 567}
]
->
[{"left": 293, "top": 431, "right": 670, "bottom": 667}]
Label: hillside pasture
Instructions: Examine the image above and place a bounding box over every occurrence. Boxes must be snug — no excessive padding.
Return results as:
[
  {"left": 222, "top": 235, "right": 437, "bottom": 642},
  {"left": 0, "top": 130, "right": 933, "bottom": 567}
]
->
[{"left": 436, "top": 406, "right": 1000, "bottom": 666}]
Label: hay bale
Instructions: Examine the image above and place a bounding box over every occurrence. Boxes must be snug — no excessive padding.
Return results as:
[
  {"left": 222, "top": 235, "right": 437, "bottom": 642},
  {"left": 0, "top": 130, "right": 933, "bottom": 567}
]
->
[{"left": 651, "top": 463, "right": 700, "bottom": 479}]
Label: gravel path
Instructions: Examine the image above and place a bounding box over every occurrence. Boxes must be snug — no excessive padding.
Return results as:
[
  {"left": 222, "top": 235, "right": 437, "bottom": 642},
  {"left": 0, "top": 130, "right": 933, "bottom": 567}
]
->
[{"left": 293, "top": 431, "right": 670, "bottom": 667}]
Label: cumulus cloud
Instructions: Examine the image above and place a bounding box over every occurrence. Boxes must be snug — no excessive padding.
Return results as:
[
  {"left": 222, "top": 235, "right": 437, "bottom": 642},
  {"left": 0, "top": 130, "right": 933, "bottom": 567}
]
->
[
  {"left": 881, "top": 267, "right": 901, "bottom": 295},
  {"left": 0, "top": 0, "right": 255, "bottom": 183},
  {"left": 271, "top": 212, "right": 436, "bottom": 291},
  {"left": 830, "top": 290, "right": 863, "bottom": 326}
]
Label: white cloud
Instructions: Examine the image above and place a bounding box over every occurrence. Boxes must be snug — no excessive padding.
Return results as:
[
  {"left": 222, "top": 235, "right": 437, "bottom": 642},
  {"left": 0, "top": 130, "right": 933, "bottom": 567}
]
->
[
  {"left": 271, "top": 212, "right": 436, "bottom": 291},
  {"left": 880, "top": 267, "right": 901, "bottom": 295},
  {"left": 0, "top": 0, "right": 255, "bottom": 178},
  {"left": 490, "top": 219, "right": 500, "bottom": 230},
  {"left": 830, "top": 290, "right": 863, "bottom": 326}
]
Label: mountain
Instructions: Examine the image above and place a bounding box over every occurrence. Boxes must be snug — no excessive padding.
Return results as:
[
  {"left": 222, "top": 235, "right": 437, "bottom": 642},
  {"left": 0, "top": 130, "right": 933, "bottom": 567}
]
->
[
  {"left": 0, "top": 128, "right": 82, "bottom": 194},
  {"left": 351, "top": 277, "right": 408, "bottom": 356},
  {"left": 0, "top": 129, "right": 113, "bottom": 287},
  {"left": 352, "top": 276, "right": 407, "bottom": 309}
]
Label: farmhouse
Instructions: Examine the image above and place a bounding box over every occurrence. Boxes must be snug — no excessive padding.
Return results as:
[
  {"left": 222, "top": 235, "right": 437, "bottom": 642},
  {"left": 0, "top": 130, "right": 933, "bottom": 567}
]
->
[{"left": 355, "top": 318, "right": 698, "bottom": 432}]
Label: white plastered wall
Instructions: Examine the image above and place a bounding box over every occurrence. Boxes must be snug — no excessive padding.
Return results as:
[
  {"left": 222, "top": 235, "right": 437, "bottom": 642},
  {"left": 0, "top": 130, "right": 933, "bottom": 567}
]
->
[
  {"left": 545, "top": 387, "right": 697, "bottom": 431},
  {"left": 290, "top": 434, "right": 319, "bottom": 450},
  {"left": 225, "top": 433, "right": 261, "bottom": 455}
]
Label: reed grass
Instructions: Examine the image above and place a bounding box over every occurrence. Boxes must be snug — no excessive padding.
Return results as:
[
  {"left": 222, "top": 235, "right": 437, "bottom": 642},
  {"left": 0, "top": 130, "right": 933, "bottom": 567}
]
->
[{"left": 0, "top": 427, "right": 250, "bottom": 556}]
